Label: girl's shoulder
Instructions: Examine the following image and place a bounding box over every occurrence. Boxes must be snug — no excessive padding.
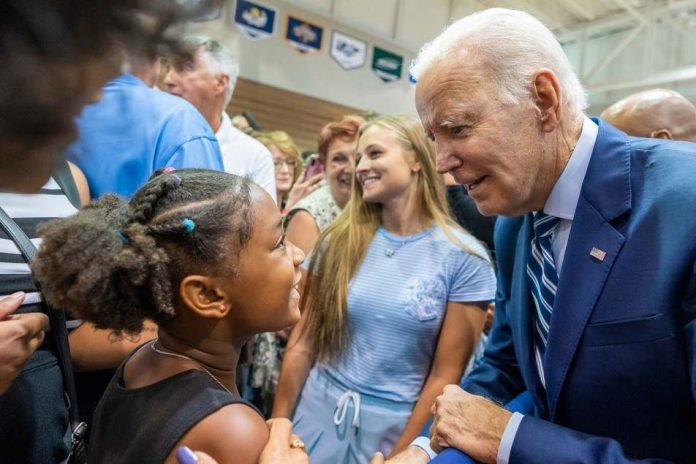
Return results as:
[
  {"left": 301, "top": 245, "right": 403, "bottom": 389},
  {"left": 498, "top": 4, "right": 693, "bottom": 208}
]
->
[{"left": 171, "top": 402, "right": 268, "bottom": 464}]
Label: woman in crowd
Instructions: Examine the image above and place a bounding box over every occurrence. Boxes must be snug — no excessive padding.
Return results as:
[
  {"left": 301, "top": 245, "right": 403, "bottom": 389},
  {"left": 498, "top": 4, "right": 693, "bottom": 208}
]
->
[
  {"left": 273, "top": 114, "right": 496, "bottom": 462},
  {"left": 284, "top": 115, "right": 364, "bottom": 255},
  {"left": 33, "top": 169, "right": 305, "bottom": 463},
  {"left": 255, "top": 130, "right": 323, "bottom": 215}
]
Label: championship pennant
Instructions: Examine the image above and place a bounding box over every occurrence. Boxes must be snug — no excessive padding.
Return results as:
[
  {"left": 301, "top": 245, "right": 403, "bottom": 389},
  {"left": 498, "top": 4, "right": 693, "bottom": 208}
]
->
[
  {"left": 372, "top": 46, "right": 403, "bottom": 82},
  {"left": 286, "top": 15, "right": 323, "bottom": 54},
  {"left": 330, "top": 31, "right": 367, "bottom": 70},
  {"left": 233, "top": 0, "right": 277, "bottom": 40}
]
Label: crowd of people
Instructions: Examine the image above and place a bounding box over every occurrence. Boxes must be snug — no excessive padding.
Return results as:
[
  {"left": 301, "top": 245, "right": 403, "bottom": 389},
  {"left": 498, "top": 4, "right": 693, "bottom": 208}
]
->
[{"left": 2, "top": 2, "right": 696, "bottom": 464}]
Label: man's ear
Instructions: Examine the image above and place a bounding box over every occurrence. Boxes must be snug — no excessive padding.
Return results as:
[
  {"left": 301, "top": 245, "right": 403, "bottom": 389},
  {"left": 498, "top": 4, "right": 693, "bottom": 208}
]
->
[
  {"left": 179, "top": 275, "right": 230, "bottom": 319},
  {"left": 651, "top": 129, "right": 673, "bottom": 140},
  {"left": 532, "top": 69, "right": 562, "bottom": 133},
  {"left": 216, "top": 74, "right": 230, "bottom": 97}
]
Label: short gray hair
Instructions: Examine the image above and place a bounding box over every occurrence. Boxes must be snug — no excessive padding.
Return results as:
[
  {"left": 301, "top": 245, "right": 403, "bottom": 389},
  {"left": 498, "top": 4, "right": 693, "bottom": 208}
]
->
[
  {"left": 184, "top": 36, "right": 239, "bottom": 107},
  {"left": 411, "top": 8, "right": 587, "bottom": 116}
]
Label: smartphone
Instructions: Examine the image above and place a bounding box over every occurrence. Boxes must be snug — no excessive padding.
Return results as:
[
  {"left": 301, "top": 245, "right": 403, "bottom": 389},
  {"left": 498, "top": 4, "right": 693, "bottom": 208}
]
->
[{"left": 303, "top": 154, "right": 324, "bottom": 181}]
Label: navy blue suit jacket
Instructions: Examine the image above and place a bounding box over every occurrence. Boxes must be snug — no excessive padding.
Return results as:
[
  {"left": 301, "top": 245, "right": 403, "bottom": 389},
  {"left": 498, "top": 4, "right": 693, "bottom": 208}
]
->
[{"left": 461, "top": 120, "right": 696, "bottom": 462}]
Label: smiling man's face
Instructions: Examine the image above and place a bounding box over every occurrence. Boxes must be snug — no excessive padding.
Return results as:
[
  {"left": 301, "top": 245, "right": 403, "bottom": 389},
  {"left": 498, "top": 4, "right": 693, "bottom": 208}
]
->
[{"left": 415, "top": 60, "right": 552, "bottom": 217}]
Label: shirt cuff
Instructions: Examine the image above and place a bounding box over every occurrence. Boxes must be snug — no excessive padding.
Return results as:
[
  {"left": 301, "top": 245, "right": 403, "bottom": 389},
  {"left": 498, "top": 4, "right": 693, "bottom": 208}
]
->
[
  {"left": 411, "top": 436, "right": 437, "bottom": 461},
  {"left": 496, "top": 412, "right": 524, "bottom": 464}
]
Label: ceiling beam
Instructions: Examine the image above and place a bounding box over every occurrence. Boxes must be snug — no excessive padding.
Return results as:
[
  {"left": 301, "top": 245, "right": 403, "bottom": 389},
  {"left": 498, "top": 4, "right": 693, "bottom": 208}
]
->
[
  {"left": 583, "top": 22, "right": 646, "bottom": 83},
  {"left": 559, "top": 0, "right": 696, "bottom": 41},
  {"left": 512, "top": 0, "right": 570, "bottom": 34},
  {"left": 558, "top": 0, "right": 596, "bottom": 21},
  {"left": 613, "top": 0, "right": 649, "bottom": 24},
  {"left": 588, "top": 64, "right": 696, "bottom": 93}
]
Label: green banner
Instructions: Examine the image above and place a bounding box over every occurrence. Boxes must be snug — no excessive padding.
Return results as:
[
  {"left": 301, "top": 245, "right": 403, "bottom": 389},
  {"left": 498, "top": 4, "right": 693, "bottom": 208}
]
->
[{"left": 372, "top": 46, "right": 403, "bottom": 82}]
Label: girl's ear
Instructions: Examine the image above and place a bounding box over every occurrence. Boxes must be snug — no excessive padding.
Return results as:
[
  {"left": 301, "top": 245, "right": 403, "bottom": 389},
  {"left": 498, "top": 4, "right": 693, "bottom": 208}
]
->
[{"left": 179, "top": 275, "right": 230, "bottom": 319}]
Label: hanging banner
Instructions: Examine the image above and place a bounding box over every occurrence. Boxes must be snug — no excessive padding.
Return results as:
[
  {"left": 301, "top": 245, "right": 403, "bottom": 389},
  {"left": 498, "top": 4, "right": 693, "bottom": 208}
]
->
[
  {"left": 286, "top": 15, "right": 323, "bottom": 54},
  {"left": 372, "top": 46, "right": 403, "bottom": 82},
  {"left": 330, "top": 31, "right": 367, "bottom": 70},
  {"left": 233, "top": 0, "right": 277, "bottom": 40}
]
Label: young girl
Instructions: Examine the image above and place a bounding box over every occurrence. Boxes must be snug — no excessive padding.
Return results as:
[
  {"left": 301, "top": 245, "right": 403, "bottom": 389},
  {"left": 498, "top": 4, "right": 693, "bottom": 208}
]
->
[
  {"left": 33, "top": 169, "right": 305, "bottom": 463},
  {"left": 273, "top": 114, "right": 497, "bottom": 462}
]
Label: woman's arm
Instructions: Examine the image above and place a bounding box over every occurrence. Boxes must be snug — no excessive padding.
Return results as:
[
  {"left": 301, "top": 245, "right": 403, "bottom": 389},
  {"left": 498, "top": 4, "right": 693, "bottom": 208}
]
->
[
  {"left": 285, "top": 210, "right": 320, "bottom": 256},
  {"left": 68, "top": 320, "right": 157, "bottom": 371},
  {"left": 166, "top": 403, "right": 269, "bottom": 464},
  {"left": 389, "top": 301, "right": 487, "bottom": 456},
  {"left": 67, "top": 161, "right": 91, "bottom": 206},
  {"left": 271, "top": 298, "right": 316, "bottom": 418}
]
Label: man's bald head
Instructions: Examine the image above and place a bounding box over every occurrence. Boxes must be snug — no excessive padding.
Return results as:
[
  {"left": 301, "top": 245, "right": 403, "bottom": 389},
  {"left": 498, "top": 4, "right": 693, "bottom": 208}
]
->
[{"left": 601, "top": 89, "right": 696, "bottom": 142}]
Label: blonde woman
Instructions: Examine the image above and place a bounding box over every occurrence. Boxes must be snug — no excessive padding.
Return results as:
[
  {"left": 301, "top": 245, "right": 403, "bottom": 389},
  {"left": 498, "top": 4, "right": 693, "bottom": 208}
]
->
[{"left": 273, "top": 114, "right": 496, "bottom": 462}]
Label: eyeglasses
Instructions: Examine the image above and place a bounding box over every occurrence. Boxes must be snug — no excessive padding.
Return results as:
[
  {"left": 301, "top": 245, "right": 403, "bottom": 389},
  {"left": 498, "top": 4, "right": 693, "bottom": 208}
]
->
[{"left": 274, "top": 159, "right": 298, "bottom": 169}]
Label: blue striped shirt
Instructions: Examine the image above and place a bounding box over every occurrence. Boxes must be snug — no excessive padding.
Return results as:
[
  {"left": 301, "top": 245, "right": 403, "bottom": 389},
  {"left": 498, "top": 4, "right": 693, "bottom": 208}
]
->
[{"left": 319, "top": 225, "right": 496, "bottom": 402}]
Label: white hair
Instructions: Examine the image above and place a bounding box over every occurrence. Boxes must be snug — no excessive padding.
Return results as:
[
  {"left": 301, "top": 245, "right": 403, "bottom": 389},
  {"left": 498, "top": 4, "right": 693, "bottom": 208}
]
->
[
  {"left": 411, "top": 8, "right": 587, "bottom": 116},
  {"left": 184, "top": 36, "right": 240, "bottom": 107}
]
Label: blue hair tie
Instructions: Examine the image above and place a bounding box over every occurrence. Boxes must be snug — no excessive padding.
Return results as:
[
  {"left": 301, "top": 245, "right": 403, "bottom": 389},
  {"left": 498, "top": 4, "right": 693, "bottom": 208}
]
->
[
  {"left": 118, "top": 230, "right": 129, "bottom": 244},
  {"left": 182, "top": 218, "right": 196, "bottom": 233}
]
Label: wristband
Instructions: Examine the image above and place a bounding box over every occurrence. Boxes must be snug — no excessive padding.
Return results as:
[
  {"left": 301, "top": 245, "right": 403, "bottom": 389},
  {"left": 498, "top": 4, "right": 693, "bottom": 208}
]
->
[{"left": 411, "top": 436, "right": 437, "bottom": 461}]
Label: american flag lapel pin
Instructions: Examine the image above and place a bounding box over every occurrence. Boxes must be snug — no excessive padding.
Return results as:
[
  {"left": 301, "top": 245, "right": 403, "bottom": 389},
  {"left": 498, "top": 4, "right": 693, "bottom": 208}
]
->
[{"left": 590, "top": 247, "right": 607, "bottom": 262}]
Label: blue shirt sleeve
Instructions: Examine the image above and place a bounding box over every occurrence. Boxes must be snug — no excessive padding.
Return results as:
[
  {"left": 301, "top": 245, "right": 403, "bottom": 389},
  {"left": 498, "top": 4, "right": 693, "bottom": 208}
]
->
[
  {"left": 163, "top": 136, "right": 224, "bottom": 171},
  {"left": 447, "top": 238, "right": 497, "bottom": 302}
]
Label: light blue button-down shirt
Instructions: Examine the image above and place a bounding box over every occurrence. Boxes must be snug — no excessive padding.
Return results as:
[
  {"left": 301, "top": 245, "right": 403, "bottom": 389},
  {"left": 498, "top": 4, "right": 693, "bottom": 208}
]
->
[
  {"left": 66, "top": 73, "right": 223, "bottom": 199},
  {"left": 496, "top": 116, "right": 598, "bottom": 464}
]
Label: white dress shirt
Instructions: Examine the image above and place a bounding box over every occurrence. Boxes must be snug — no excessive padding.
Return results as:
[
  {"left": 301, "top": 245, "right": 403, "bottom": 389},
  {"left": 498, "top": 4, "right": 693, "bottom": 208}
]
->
[{"left": 215, "top": 112, "right": 277, "bottom": 202}]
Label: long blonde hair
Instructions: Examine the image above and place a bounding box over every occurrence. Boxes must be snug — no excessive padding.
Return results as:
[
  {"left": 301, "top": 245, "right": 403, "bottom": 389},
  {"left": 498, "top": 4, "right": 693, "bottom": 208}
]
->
[{"left": 302, "top": 113, "right": 485, "bottom": 361}]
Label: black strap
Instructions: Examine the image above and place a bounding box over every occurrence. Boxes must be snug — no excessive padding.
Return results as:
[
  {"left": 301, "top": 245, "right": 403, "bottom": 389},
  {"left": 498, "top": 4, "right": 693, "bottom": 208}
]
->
[
  {"left": 53, "top": 161, "right": 82, "bottom": 209},
  {"left": 0, "top": 205, "right": 81, "bottom": 427}
]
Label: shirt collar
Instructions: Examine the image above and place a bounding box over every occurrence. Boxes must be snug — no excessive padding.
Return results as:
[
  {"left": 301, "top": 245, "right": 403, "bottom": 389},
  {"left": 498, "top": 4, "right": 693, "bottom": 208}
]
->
[
  {"left": 215, "top": 112, "right": 233, "bottom": 140},
  {"left": 543, "top": 116, "right": 598, "bottom": 220},
  {"left": 114, "top": 73, "right": 147, "bottom": 87}
]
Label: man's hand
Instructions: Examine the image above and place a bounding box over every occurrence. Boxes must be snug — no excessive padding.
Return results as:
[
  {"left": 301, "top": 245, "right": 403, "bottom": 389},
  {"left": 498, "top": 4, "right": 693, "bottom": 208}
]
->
[
  {"left": 259, "top": 418, "right": 310, "bottom": 464},
  {"left": 430, "top": 385, "right": 511, "bottom": 464},
  {"left": 370, "top": 446, "right": 430, "bottom": 464},
  {"left": 0, "top": 292, "right": 49, "bottom": 393}
]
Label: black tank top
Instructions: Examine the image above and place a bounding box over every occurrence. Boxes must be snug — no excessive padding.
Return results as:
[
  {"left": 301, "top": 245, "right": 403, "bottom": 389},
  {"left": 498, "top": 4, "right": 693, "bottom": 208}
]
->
[{"left": 88, "top": 344, "right": 260, "bottom": 463}]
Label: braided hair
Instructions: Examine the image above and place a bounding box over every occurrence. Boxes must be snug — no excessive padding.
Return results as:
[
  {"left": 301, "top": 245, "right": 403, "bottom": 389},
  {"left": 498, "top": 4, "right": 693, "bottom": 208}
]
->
[{"left": 33, "top": 169, "right": 254, "bottom": 334}]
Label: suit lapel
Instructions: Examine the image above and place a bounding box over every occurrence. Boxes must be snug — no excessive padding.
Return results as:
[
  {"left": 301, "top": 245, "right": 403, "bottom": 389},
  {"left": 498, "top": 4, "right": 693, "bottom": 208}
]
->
[{"left": 544, "top": 120, "right": 631, "bottom": 419}]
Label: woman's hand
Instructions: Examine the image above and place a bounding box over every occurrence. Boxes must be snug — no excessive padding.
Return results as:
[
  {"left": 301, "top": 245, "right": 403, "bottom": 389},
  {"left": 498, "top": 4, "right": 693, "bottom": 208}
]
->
[
  {"left": 259, "top": 419, "right": 310, "bottom": 464},
  {"left": 283, "top": 171, "right": 325, "bottom": 213}
]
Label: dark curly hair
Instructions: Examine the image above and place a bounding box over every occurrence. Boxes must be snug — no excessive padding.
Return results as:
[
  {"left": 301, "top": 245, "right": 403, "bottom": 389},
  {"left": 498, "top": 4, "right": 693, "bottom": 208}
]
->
[{"left": 32, "top": 169, "right": 254, "bottom": 334}]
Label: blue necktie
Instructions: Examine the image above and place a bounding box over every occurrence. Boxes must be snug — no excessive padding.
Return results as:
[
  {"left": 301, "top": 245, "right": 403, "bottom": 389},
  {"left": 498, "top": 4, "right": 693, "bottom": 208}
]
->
[{"left": 527, "top": 212, "right": 561, "bottom": 388}]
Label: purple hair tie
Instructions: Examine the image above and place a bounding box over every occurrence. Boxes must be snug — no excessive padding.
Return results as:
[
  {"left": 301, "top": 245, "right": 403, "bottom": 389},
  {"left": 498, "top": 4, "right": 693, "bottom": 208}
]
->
[{"left": 171, "top": 174, "right": 182, "bottom": 186}]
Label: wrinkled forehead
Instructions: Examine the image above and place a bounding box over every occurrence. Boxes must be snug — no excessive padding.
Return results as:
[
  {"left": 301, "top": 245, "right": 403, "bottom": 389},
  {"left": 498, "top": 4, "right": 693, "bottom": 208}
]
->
[
  {"left": 415, "top": 61, "right": 492, "bottom": 130},
  {"left": 169, "top": 46, "right": 207, "bottom": 72}
]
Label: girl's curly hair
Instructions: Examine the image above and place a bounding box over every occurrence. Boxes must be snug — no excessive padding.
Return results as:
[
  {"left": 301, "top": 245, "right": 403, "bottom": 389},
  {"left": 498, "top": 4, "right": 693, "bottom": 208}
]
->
[{"left": 33, "top": 169, "right": 254, "bottom": 334}]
